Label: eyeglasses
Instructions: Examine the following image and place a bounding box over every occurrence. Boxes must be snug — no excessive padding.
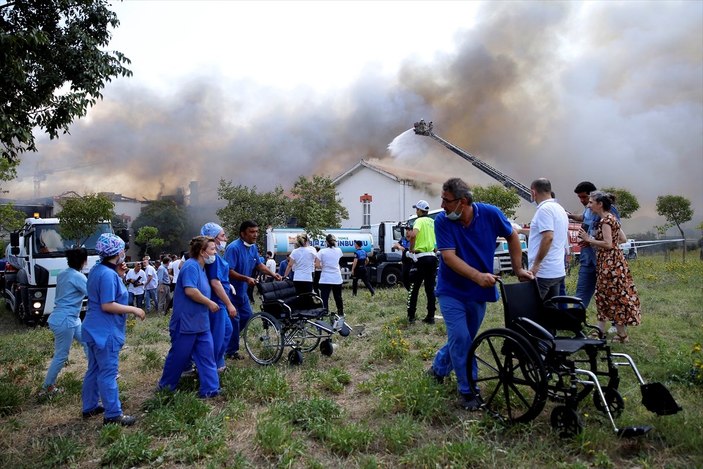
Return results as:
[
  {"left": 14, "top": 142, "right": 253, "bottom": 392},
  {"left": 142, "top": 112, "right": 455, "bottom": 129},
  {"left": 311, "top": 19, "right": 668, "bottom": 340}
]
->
[{"left": 441, "top": 197, "right": 461, "bottom": 204}]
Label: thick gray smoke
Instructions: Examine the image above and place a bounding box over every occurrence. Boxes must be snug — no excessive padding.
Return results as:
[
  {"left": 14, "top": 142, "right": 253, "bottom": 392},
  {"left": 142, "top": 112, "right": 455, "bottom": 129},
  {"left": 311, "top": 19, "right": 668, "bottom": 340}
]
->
[{"left": 8, "top": 2, "right": 702, "bottom": 232}]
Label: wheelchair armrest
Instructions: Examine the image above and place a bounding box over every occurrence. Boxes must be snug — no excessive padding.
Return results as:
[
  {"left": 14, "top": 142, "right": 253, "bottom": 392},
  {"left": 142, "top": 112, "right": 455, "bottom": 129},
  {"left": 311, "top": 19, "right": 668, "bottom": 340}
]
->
[
  {"left": 544, "top": 295, "right": 586, "bottom": 310},
  {"left": 287, "top": 292, "right": 324, "bottom": 310},
  {"left": 261, "top": 299, "right": 292, "bottom": 316}
]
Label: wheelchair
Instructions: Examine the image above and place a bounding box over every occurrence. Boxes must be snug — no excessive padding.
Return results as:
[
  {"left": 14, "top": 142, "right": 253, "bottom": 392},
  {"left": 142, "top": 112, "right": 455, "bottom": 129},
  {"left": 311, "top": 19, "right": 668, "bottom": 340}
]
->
[
  {"left": 242, "top": 280, "right": 352, "bottom": 366},
  {"left": 468, "top": 279, "right": 681, "bottom": 437}
]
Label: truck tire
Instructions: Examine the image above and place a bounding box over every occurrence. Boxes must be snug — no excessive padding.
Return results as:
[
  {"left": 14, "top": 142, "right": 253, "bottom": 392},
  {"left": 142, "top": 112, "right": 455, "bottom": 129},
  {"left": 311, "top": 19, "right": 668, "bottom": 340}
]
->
[{"left": 382, "top": 266, "right": 401, "bottom": 287}]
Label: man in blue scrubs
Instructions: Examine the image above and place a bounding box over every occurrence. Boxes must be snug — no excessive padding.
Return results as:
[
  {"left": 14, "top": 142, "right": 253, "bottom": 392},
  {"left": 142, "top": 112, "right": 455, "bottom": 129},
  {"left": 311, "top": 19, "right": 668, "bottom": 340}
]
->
[
  {"left": 224, "top": 220, "right": 281, "bottom": 359},
  {"left": 429, "top": 178, "right": 533, "bottom": 410}
]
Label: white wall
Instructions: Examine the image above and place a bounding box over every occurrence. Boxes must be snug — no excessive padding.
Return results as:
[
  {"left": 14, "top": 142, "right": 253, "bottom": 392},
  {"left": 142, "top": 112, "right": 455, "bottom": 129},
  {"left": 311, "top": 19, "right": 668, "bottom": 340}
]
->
[{"left": 336, "top": 166, "right": 441, "bottom": 227}]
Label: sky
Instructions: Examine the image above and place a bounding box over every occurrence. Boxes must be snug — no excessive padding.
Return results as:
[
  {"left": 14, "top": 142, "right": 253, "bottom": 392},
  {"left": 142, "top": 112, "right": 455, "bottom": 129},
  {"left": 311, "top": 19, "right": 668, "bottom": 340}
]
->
[{"left": 6, "top": 0, "right": 703, "bottom": 233}]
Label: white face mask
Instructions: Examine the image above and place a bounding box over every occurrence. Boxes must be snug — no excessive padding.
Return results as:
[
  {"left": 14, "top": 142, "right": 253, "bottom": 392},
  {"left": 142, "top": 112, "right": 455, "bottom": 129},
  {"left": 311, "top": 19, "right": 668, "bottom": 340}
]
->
[
  {"left": 118, "top": 252, "right": 126, "bottom": 264},
  {"left": 205, "top": 254, "right": 216, "bottom": 264},
  {"left": 217, "top": 241, "right": 226, "bottom": 253},
  {"left": 447, "top": 205, "right": 463, "bottom": 221},
  {"left": 242, "top": 241, "right": 253, "bottom": 247}
]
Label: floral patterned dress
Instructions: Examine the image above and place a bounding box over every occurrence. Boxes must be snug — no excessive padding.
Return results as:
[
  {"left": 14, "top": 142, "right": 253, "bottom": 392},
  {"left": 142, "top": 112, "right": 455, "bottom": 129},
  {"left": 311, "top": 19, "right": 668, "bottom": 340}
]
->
[{"left": 594, "top": 213, "right": 641, "bottom": 326}]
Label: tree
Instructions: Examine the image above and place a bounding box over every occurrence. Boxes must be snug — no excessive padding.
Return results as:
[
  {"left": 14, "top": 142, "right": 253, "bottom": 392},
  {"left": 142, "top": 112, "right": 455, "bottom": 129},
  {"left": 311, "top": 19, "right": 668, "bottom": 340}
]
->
[
  {"left": 0, "top": 0, "right": 132, "bottom": 180},
  {"left": 472, "top": 184, "right": 522, "bottom": 220},
  {"left": 135, "top": 226, "right": 164, "bottom": 258},
  {"left": 216, "top": 180, "right": 290, "bottom": 250},
  {"left": 601, "top": 187, "right": 640, "bottom": 219},
  {"left": 656, "top": 195, "right": 694, "bottom": 262},
  {"left": 131, "top": 200, "right": 188, "bottom": 255},
  {"left": 289, "top": 175, "right": 349, "bottom": 238},
  {"left": 0, "top": 203, "right": 27, "bottom": 235},
  {"left": 55, "top": 193, "right": 114, "bottom": 247}
]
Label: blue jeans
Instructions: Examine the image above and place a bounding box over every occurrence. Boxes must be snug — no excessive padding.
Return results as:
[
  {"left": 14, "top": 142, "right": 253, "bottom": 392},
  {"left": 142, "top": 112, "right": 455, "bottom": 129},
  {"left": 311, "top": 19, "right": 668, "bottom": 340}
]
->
[
  {"left": 82, "top": 336, "right": 123, "bottom": 418},
  {"left": 226, "top": 295, "right": 253, "bottom": 356},
  {"left": 575, "top": 265, "right": 596, "bottom": 308},
  {"left": 432, "top": 295, "right": 486, "bottom": 396},
  {"left": 144, "top": 288, "right": 158, "bottom": 311},
  {"left": 43, "top": 321, "right": 88, "bottom": 388}
]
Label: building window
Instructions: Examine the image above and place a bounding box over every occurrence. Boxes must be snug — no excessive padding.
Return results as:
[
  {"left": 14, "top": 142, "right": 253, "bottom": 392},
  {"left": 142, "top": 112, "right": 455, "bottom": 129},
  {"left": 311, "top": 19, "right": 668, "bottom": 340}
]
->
[{"left": 360, "top": 193, "right": 372, "bottom": 226}]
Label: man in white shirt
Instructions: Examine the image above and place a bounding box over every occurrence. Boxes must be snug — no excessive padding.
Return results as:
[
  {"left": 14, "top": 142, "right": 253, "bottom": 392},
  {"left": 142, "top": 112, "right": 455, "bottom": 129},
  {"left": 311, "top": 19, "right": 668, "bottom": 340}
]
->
[
  {"left": 142, "top": 256, "right": 158, "bottom": 313},
  {"left": 528, "top": 178, "right": 569, "bottom": 300},
  {"left": 125, "top": 262, "right": 148, "bottom": 309},
  {"left": 265, "top": 251, "right": 277, "bottom": 282}
]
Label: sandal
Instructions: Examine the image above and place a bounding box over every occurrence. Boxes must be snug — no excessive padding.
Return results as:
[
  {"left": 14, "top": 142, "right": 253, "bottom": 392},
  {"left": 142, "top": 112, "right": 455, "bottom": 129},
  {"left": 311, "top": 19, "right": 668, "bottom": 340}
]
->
[{"left": 611, "top": 333, "right": 629, "bottom": 344}]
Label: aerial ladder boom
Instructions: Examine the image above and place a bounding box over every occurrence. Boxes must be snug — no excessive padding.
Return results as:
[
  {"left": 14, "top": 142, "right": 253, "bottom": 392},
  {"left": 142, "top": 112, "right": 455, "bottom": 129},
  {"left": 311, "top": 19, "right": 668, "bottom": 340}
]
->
[{"left": 413, "top": 120, "right": 532, "bottom": 202}]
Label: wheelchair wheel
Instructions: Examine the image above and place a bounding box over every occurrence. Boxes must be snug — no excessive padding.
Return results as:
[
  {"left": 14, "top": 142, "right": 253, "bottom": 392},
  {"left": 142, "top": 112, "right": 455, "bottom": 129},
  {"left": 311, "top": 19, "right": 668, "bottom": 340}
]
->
[
  {"left": 469, "top": 328, "right": 548, "bottom": 424},
  {"left": 243, "top": 312, "right": 284, "bottom": 365},
  {"left": 288, "top": 349, "right": 304, "bottom": 366},
  {"left": 593, "top": 387, "right": 624, "bottom": 418},
  {"left": 550, "top": 406, "right": 583, "bottom": 437},
  {"left": 283, "top": 322, "right": 321, "bottom": 353},
  {"left": 320, "top": 338, "right": 334, "bottom": 356}
]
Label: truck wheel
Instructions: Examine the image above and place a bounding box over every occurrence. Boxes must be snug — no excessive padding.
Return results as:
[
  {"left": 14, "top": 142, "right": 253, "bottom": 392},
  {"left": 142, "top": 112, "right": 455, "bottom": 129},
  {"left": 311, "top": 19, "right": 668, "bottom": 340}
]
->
[
  {"left": 382, "top": 266, "right": 401, "bottom": 287},
  {"left": 16, "top": 297, "right": 28, "bottom": 324}
]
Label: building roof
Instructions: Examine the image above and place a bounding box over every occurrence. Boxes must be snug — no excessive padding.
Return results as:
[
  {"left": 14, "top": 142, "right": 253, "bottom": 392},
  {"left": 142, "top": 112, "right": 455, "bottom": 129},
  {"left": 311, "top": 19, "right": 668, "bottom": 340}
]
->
[{"left": 333, "top": 159, "right": 458, "bottom": 186}]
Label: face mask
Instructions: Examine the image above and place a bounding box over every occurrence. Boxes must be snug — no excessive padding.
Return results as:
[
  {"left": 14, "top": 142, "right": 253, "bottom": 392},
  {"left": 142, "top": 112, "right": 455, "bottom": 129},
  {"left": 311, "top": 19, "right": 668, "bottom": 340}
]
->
[
  {"left": 242, "top": 241, "right": 253, "bottom": 247},
  {"left": 205, "top": 254, "right": 216, "bottom": 264},
  {"left": 118, "top": 253, "right": 126, "bottom": 264},
  {"left": 447, "top": 205, "right": 463, "bottom": 221},
  {"left": 217, "top": 241, "right": 226, "bottom": 252}
]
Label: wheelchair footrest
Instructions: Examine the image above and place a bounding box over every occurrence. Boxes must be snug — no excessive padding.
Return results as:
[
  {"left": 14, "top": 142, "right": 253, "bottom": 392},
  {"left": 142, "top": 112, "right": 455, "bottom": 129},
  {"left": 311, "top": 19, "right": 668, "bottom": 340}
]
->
[{"left": 310, "top": 320, "right": 334, "bottom": 334}]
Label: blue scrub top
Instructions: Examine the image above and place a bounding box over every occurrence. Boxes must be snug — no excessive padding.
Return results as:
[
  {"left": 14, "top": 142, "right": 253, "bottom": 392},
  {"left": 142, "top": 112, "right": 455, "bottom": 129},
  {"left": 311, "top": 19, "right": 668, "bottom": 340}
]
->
[
  {"left": 204, "top": 253, "right": 231, "bottom": 307},
  {"left": 48, "top": 267, "right": 87, "bottom": 328},
  {"left": 435, "top": 203, "right": 513, "bottom": 303},
  {"left": 170, "top": 258, "right": 211, "bottom": 334},
  {"left": 224, "top": 239, "right": 261, "bottom": 297},
  {"left": 82, "top": 262, "right": 129, "bottom": 348},
  {"left": 354, "top": 249, "right": 367, "bottom": 262}
]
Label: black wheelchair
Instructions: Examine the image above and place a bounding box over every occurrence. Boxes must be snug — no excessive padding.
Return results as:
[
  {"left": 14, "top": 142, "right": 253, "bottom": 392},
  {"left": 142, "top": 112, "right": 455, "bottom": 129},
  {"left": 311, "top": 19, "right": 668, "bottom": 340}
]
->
[
  {"left": 242, "top": 280, "right": 352, "bottom": 366},
  {"left": 468, "top": 279, "right": 681, "bottom": 437}
]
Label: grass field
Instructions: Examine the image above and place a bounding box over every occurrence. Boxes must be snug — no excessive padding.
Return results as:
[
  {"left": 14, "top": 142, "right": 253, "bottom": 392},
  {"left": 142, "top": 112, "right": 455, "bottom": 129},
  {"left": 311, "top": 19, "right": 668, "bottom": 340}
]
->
[{"left": 0, "top": 253, "right": 701, "bottom": 468}]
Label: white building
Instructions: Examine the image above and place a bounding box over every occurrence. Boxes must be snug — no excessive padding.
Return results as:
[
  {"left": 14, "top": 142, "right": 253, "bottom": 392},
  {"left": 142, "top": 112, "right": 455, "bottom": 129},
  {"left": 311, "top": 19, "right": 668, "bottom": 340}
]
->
[{"left": 333, "top": 159, "right": 456, "bottom": 227}]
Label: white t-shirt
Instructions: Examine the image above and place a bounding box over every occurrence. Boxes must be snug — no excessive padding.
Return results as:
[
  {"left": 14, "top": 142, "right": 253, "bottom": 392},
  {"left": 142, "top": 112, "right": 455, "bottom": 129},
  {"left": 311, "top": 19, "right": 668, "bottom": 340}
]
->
[
  {"left": 265, "top": 258, "right": 276, "bottom": 273},
  {"left": 144, "top": 265, "right": 158, "bottom": 289},
  {"left": 317, "top": 247, "right": 343, "bottom": 285},
  {"left": 126, "top": 269, "right": 147, "bottom": 295},
  {"left": 528, "top": 199, "right": 569, "bottom": 278},
  {"left": 171, "top": 257, "right": 183, "bottom": 284},
  {"left": 289, "top": 246, "right": 317, "bottom": 282}
]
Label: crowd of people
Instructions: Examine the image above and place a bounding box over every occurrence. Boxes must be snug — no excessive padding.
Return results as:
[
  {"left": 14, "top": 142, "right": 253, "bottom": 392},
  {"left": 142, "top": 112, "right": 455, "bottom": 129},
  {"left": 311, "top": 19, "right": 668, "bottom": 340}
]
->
[{"left": 38, "top": 176, "right": 641, "bottom": 422}]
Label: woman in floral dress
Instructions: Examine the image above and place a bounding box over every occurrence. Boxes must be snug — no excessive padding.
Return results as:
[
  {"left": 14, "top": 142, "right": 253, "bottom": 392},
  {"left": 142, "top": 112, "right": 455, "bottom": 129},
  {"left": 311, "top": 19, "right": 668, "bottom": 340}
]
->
[{"left": 578, "top": 191, "right": 641, "bottom": 343}]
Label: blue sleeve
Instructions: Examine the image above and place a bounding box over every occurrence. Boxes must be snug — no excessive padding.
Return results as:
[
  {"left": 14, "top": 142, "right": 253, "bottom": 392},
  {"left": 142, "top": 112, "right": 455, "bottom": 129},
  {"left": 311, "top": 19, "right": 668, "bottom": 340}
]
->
[
  {"left": 493, "top": 206, "right": 514, "bottom": 238},
  {"left": 224, "top": 244, "right": 237, "bottom": 271},
  {"left": 72, "top": 272, "right": 88, "bottom": 297},
  {"left": 98, "top": 271, "right": 118, "bottom": 305},
  {"left": 435, "top": 216, "right": 455, "bottom": 251},
  {"left": 181, "top": 263, "right": 200, "bottom": 289},
  {"left": 611, "top": 205, "right": 621, "bottom": 221},
  {"left": 204, "top": 260, "right": 218, "bottom": 280}
]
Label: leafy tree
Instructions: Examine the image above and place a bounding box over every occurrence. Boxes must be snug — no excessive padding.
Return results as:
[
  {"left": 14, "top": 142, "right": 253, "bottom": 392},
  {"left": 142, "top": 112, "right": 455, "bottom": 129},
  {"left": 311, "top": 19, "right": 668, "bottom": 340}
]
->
[
  {"left": 135, "top": 226, "right": 164, "bottom": 258},
  {"left": 131, "top": 200, "right": 188, "bottom": 255},
  {"left": 56, "top": 193, "right": 114, "bottom": 247},
  {"left": 289, "top": 175, "right": 349, "bottom": 238},
  {"left": 472, "top": 184, "right": 522, "bottom": 220},
  {"left": 602, "top": 187, "right": 640, "bottom": 219},
  {"left": 0, "top": 0, "right": 131, "bottom": 180},
  {"left": 216, "top": 180, "right": 289, "bottom": 250},
  {"left": 0, "top": 203, "right": 27, "bottom": 235},
  {"left": 656, "top": 195, "right": 694, "bottom": 262}
]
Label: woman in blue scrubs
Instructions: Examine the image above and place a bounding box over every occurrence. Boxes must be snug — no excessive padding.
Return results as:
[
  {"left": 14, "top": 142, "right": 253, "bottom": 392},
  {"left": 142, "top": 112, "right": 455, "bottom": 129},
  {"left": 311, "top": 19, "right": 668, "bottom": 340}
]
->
[
  {"left": 200, "top": 223, "right": 237, "bottom": 372},
  {"left": 158, "top": 236, "right": 221, "bottom": 398},
  {"left": 40, "top": 248, "right": 89, "bottom": 399},
  {"left": 81, "top": 234, "right": 145, "bottom": 426}
]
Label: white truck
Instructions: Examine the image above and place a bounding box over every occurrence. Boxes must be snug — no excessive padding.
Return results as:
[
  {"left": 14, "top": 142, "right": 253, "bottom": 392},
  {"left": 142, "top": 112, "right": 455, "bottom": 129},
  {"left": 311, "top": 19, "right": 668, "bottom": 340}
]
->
[
  {"left": 2, "top": 217, "right": 113, "bottom": 325},
  {"left": 266, "top": 222, "right": 405, "bottom": 287}
]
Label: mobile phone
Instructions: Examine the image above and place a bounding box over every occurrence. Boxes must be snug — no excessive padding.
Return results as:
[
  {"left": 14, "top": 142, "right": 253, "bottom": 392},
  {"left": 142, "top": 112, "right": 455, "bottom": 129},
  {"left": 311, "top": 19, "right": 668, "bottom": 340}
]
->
[{"left": 581, "top": 223, "right": 589, "bottom": 232}]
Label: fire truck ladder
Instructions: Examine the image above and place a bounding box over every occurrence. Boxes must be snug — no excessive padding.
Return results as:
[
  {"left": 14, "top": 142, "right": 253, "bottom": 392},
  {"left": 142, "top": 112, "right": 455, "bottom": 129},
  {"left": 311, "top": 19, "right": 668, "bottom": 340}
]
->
[{"left": 413, "top": 120, "right": 532, "bottom": 203}]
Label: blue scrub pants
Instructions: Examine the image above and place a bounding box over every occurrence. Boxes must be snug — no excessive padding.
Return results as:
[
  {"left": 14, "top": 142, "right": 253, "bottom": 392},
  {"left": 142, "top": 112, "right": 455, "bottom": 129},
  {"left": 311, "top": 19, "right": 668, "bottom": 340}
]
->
[
  {"left": 575, "top": 264, "right": 596, "bottom": 308},
  {"left": 210, "top": 306, "right": 233, "bottom": 369},
  {"left": 82, "top": 337, "right": 123, "bottom": 418},
  {"left": 44, "top": 322, "right": 88, "bottom": 388},
  {"left": 432, "top": 296, "right": 486, "bottom": 396},
  {"left": 226, "top": 295, "right": 253, "bottom": 356},
  {"left": 159, "top": 329, "right": 220, "bottom": 397}
]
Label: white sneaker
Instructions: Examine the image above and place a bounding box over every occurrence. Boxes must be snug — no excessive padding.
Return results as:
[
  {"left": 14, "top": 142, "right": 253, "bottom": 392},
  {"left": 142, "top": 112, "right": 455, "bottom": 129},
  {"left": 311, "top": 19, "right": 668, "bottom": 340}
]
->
[{"left": 608, "top": 325, "right": 617, "bottom": 334}]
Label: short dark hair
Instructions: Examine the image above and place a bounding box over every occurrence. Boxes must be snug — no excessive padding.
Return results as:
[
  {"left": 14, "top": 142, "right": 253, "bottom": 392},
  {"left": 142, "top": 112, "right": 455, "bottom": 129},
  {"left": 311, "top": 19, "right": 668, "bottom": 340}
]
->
[
  {"left": 531, "top": 178, "right": 552, "bottom": 194},
  {"left": 574, "top": 181, "right": 597, "bottom": 194},
  {"left": 66, "top": 248, "right": 88, "bottom": 271},
  {"left": 442, "top": 178, "right": 473, "bottom": 203},
  {"left": 239, "top": 220, "right": 259, "bottom": 234}
]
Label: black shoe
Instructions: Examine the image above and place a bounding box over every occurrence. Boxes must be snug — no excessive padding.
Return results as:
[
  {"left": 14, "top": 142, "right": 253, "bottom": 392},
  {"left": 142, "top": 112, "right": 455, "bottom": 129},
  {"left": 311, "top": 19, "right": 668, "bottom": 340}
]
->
[
  {"left": 408, "top": 315, "right": 416, "bottom": 324},
  {"left": 459, "top": 393, "right": 482, "bottom": 411},
  {"left": 425, "top": 366, "right": 444, "bottom": 384},
  {"left": 103, "top": 414, "right": 136, "bottom": 426},
  {"left": 227, "top": 352, "right": 245, "bottom": 361},
  {"left": 422, "top": 316, "right": 435, "bottom": 324},
  {"left": 82, "top": 405, "right": 105, "bottom": 419}
]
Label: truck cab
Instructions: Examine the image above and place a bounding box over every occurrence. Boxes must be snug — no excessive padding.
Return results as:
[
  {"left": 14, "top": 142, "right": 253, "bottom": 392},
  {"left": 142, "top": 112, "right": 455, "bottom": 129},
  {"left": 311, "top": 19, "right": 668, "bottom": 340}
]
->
[{"left": 3, "top": 217, "right": 111, "bottom": 325}]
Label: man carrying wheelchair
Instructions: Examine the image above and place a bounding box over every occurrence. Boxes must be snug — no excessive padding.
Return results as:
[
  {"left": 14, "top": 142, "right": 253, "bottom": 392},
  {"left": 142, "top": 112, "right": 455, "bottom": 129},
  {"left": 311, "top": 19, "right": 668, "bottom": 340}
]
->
[{"left": 427, "top": 178, "right": 533, "bottom": 410}]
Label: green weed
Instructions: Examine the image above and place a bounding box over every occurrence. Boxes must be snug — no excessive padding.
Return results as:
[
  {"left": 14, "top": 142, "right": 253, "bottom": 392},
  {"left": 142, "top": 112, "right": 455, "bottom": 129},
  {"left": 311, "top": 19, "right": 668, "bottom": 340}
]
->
[
  {"left": 139, "top": 347, "right": 164, "bottom": 371},
  {"left": 101, "top": 430, "right": 161, "bottom": 468}
]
